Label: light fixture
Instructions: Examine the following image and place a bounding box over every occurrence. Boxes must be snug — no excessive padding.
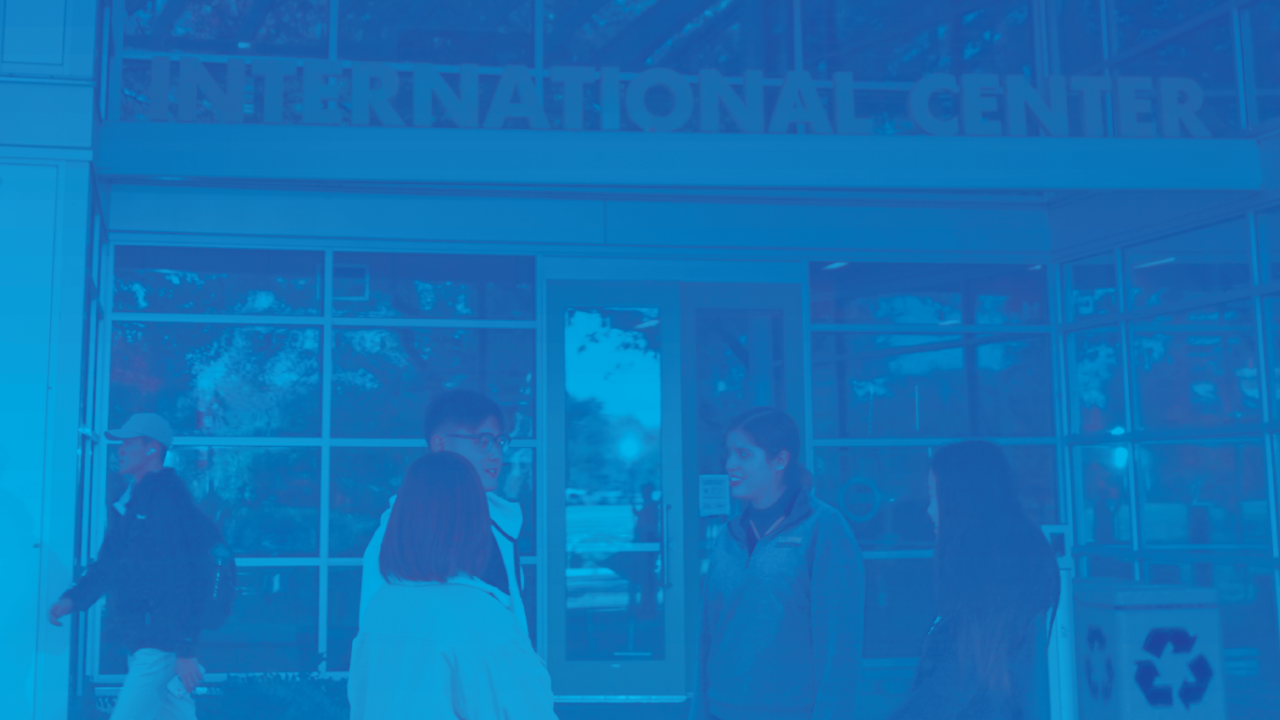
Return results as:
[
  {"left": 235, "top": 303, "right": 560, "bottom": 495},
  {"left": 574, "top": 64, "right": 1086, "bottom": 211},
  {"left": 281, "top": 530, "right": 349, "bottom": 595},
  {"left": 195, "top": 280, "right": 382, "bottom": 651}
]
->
[
  {"left": 823, "top": 262, "right": 849, "bottom": 270},
  {"left": 1134, "top": 257, "right": 1176, "bottom": 270},
  {"left": 634, "top": 319, "right": 659, "bottom": 329}
]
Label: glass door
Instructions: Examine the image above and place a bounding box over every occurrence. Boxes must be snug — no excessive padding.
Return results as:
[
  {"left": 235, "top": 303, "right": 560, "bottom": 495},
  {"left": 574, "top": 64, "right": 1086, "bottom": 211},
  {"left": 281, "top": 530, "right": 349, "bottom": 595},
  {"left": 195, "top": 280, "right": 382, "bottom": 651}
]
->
[
  {"left": 547, "top": 281, "right": 686, "bottom": 698},
  {"left": 546, "top": 279, "right": 805, "bottom": 700}
]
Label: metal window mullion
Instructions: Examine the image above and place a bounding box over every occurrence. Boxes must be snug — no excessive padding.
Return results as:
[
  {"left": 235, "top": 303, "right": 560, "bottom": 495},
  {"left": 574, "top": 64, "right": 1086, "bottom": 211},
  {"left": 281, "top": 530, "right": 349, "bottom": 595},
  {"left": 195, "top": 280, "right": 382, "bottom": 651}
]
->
[
  {"left": 792, "top": 0, "right": 803, "bottom": 72},
  {"left": 1231, "top": 5, "right": 1249, "bottom": 130},
  {"left": 812, "top": 436, "right": 1058, "bottom": 447},
  {"left": 1115, "top": 245, "right": 1143, "bottom": 581},
  {"left": 108, "top": 0, "right": 124, "bottom": 122},
  {"left": 1031, "top": 0, "right": 1052, "bottom": 84},
  {"left": 1238, "top": 3, "right": 1260, "bottom": 129},
  {"left": 1248, "top": 214, "right": 1280, "bottom": 561},
  {"left": 318, "top": 250, "right": 334, "bottom": 674},
  {"left": 810, "top": 323, "right": 1052, "bottom": 334},
  {"left": 534, "top": 255, "right": 548, "bottom": 661},
  {"left": 801, "top": 265, "right": 816, "bottom": 488},
  {"left": 1049, "top": 261, "right": 1073, "bottom": 533},
  {"left": 534, "top": 0, "right": 543, "bottom": 99},
  {"left": 328, "top": 0, "right": 339, "bottom": 60},
  {"left": 88, "top": 241, "right": 118, "bottom": 681},
  {"left": 235, "top": 557, "right": 324, "bottom": 567}
]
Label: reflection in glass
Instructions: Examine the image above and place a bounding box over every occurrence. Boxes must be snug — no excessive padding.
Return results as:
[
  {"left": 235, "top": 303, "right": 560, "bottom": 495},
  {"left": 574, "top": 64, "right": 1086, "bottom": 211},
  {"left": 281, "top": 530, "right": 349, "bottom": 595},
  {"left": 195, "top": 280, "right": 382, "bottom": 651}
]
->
[
  {"left": 326, "top": 567, "right": 361, "bottom": 672},
  {"left": 1130, "top": 303, "right": 1261, "bottom": 429},
  {"left": 695, "top": 311, "right": 785, "bottom": 576},
  {"left": 810, "top": 262, "right": 1049, "bottom": 326},
  {"left": 1247, "top": 0, "right": 1280, "bottom": 124},
  {"left": 330, "top": 446, "right": 537, "bottom": 558},
  {"left": 1064, "top": 254, "right": 1118, "bottom": 321},
  {"left": 1124, "top": 220, "right": 1252, "bottom": 310},
  {"left": 1136, "top": 440, "right": 1268, "bottom": 546},
  {"left": 1260, "top": 208, "right": 1280, "bottom": 284},
  {"left": 1051, "top": 0, "right": 1104, "bottom": 73},
  {"left": 863, "top": 558, "right": 936, "bottom": 659},
  {"left": 813, "top": 447, "right": 934, "bottom": 552},
  {"left": 331, "top": 327, "right": 535, "bottom": 439},
  {"left": 1075, "top": 444, "right": 1132, "bottom": 545},
  {"left": 1269, "top": 297, "right": 1280, "bottom": 422},
  {"left": 169, "top": 446, "right": 320, "bottom": 557},
  {"left": 199, "top": 567, "right": 320, "bottom": 673},
  {"left": 332, "top": 252, "right": 535, "bottom": 320},
  {"left": 114, "top": 246, "right": 323, "bottom": 316},
  {"left": 544, "top": 0, "right": 792, "bottom": 75},
  {"left": 564, "top": 307, "right": 664, "bottom": 660},
  {"left": 1002, "top": 445, "right": 1060, "bottom": 525},
  {"left": 812, "top": 334, "right": 1053, "bottom": 438},
  {"left": 1115, "top": 17, "right": 1241, "bottom": 137},
  {"left": 1067, "top": 328, "right": 1124, "bottom": 435},
  {"left": 124, "top": 0, "right": 330, "bottom": 56},
  {"left": 802, "top": 0, "right": 1034, "bottom": 82},
  {"left": 1108, "top": 0, "right": 1229, "bottom": 54},
  {"left": 338, "top": 0, "right": 533, "bottom": 64},
  {"left": 110, "top": 322, "right": 322, "bottom": 437}
]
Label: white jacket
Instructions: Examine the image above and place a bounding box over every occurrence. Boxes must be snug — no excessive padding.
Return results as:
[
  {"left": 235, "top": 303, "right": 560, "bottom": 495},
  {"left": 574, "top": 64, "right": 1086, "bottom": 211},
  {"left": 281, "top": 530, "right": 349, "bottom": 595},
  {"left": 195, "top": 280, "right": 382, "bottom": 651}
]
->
[
  {"left": 360, "top": 492, "right": 528, "bottom": 640},
  {"left": 348, "top": 575, "right": 557, "bottom": 720}
]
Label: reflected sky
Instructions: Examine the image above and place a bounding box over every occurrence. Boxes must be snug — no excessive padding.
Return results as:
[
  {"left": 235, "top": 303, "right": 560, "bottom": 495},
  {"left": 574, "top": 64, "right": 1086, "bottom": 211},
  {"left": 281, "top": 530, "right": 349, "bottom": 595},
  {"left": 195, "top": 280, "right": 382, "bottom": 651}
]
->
[{"left": 565, "top": 308, "right": 661, "bottom": 429}]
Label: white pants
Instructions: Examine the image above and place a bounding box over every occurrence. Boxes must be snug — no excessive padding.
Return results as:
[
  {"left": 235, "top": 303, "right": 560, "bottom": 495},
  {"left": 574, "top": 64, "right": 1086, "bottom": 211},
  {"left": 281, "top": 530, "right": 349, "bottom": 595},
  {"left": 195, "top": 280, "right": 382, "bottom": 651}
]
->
[{"left": 111, "top": 649, "right": 197, "bottom": 720}]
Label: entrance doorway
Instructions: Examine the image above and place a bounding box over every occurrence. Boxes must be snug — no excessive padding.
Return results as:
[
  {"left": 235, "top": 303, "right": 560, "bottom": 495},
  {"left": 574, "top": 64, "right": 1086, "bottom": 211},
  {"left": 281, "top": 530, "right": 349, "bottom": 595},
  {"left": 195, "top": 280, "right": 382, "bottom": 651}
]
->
[{"left": 546, "top": 279, "right": 803, "bottom": 699}]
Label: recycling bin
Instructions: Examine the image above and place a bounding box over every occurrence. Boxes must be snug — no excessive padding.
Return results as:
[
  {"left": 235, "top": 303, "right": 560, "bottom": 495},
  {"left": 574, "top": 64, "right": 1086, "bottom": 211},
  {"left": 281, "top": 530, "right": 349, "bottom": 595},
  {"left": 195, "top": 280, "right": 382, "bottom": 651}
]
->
[{"left": 1074, "top": 581, "right": 1225, "bottom": 720}]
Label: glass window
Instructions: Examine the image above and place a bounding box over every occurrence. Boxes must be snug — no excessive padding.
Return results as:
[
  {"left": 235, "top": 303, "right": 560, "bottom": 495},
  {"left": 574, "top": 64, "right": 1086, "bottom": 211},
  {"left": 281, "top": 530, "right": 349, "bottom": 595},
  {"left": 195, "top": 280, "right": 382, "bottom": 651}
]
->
[
  {"left": 338, "top": 0, "right": 534, "bottom": 65},
  {"left": 1108, "top": 0, "right": 1230, "bottom": 54},
  {"left": 1124, "top": 220, "right": 1253, "bottom": 311},
  {"left": 1130, "top": 301, "right": 1261, "bottom": 430},
  {"left": 544, "top": 0, "right": 792, "bottom": 76},
  {"left": 326, "top": 567, "right": 361, "bottom": 673},
  {"left": 1064, "top": 254, "right": 1118, "bottom": 321},
  {"left": 863, "top": 558, "right": 936, "bottom": 659},
  {"left": 114, "top": 246, "right": 324, "bottom": 316},
  {"left": 813, "top": 447, "right": 934, "bottom": 552},
  {"left": 110, "top": 322, "right": 323, "bottom": 437},
  {"left": 1268, "top": 296, "right": 1280, "bottom": 422},
  {"left": 330, "top": 327, "right": 535, "bottom": 439},
  {"left": 1114, "top": 15, "right": 1242, "bottom": 137},
  {"left": 1075, "top": 444, "right": 1133, "bottom": 546},
  {"left": 810, "top": 262, "right": 1049, "bottom": 326},
  {"left": 331, "top": 446, "right": 536, "bottom": 559},
  {"left": 200, "top": 567, "right": 320, "bottom": 672},
  {"left": 123, "top": 0, "right": 330, "bottom": 57},
  {"left": 333, "top": 252, "right": 535, "bottom": 321},
  {"left": 811, "top": 333, "right": 1054, "bottom": 438},
  {"left": 1260, "top": 208, "right": 1280, "bottom": 284},
  {"left": 1067, "top": 327, "right": 1125, "bottom": 435},
  {"left": 802, "top": 0, "right": 1034, "bottom": 82},
  {"left": 1003, "top": 444, "right": 1060, "bottom": 525},
  {"left": 169, "top": 446, "right": 321, "bottom": 558},
  {"left": 564, "top": 307, "right": 665, "bottom": 661},
  {"left": 1051, "top": 0, "right": 1104, "bottom": 74},
  {"left": 328, "top": 446, "right": 419, "bottom": 558},
  {"left": 1246, "top": 0, "right": 1280, "bottom": 125},
  {"left": 1136, "top": 440, "right": 1269, "bottom": 546}
]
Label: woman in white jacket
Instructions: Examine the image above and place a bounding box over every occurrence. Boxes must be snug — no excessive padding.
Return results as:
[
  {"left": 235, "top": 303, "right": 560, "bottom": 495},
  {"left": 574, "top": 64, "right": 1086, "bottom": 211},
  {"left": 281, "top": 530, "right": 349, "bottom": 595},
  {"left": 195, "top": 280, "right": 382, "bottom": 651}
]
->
[{"left": 348, "top": 451, "right": 558, "bottom": 720}]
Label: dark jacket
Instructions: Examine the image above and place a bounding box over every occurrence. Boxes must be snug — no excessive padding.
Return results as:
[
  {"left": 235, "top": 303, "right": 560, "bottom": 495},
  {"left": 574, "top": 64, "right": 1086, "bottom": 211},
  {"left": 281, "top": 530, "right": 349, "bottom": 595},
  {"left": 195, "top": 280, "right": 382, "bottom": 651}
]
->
[
  {"left": 691, "top": 490, "right": 865, "bottom": 720},
  {"left": 890, "top": 612, "right": 1050, "bottom": 720},
  {"left": 63, "top": 468, "right": 206, "bottom": 657}
]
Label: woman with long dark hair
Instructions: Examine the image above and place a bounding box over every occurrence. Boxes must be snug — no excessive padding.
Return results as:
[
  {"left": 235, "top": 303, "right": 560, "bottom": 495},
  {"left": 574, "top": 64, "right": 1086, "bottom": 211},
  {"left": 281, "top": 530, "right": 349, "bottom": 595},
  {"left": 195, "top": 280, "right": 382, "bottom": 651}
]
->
[
  {"left": 348, "top": 452, "right": 556, "bottom": 720},
  {"left": 691, "top": 407, "right": 865, "bottom": 720},
  {"left": 892, "top": 441, "right": 1060, "bottom": 720}
]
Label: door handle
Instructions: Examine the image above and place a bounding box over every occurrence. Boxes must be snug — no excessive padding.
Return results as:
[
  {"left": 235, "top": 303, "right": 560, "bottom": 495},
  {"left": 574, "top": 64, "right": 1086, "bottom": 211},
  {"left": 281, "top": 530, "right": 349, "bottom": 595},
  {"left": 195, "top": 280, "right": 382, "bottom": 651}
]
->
[{"left": 660, "top": 502, "right": 672, "bottom": 589}]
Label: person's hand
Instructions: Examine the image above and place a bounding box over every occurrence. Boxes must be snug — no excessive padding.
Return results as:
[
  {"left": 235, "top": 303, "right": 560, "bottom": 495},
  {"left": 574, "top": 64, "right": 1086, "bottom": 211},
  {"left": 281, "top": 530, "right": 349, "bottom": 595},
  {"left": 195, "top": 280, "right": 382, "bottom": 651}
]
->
[
  {"left": 48, "top": 598, "right": 75, "bottom": 627},
  {"left": 175, "top": 657, "right": 203, "bottom": 693}
]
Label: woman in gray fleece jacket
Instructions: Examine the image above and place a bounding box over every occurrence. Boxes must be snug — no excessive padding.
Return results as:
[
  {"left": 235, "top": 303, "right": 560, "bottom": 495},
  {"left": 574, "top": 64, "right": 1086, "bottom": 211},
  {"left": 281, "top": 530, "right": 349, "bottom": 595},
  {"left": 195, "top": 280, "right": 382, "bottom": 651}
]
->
[{"left": 691, "top": 407, "right": 865, "bottom": 720}]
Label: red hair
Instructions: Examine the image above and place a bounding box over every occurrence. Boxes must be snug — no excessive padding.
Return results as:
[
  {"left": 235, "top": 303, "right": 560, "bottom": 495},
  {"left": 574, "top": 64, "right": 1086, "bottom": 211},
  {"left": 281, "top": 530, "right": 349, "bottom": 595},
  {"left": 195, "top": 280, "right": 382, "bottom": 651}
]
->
[{"left": 380, "top": 452, "right": 492, "bottom": 583}]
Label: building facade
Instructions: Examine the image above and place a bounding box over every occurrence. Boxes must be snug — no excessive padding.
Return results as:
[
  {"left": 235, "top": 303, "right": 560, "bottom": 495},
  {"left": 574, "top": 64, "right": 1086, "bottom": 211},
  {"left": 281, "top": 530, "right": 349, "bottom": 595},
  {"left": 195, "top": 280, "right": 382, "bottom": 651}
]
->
[{"left": 3, "top": 0, "right": 1280, "bottom": 718}]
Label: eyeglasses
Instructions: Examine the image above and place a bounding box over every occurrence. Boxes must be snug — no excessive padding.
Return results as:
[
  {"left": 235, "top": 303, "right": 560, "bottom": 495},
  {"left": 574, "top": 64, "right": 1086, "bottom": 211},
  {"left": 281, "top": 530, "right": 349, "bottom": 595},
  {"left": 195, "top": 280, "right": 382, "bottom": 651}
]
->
[{"left": 447, "top": 433, "right": 512, "bottom": 453}]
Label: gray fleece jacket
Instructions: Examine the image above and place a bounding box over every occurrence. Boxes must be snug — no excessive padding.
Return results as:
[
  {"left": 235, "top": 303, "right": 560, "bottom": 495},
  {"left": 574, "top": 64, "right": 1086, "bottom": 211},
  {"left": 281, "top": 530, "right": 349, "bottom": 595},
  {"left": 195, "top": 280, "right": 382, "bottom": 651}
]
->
[{"left": 691, "top": 490, "right": 866, "bottom": 720}]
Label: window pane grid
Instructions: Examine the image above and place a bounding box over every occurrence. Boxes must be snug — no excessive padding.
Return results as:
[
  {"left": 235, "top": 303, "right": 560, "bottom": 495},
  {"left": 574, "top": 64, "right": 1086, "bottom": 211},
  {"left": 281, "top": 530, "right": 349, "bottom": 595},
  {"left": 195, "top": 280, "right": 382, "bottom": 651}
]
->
[{"left": 94, "top": 243, "right": 540, "bottom": 679}]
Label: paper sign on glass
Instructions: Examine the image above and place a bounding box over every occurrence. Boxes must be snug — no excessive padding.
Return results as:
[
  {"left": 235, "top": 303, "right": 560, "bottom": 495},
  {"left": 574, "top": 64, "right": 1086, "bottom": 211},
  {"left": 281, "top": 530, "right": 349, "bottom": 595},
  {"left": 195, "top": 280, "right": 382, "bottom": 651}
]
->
[{"left": 699, "top": 474, "right": 731, "bottom": 517}]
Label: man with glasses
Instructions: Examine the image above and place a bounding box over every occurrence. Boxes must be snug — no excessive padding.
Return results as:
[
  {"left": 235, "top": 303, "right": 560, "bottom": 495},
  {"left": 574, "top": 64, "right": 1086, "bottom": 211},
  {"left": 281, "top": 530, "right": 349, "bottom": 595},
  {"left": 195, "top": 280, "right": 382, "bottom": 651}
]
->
[{"left": 358, "top": 389, "right": 528, "bottom": 643}]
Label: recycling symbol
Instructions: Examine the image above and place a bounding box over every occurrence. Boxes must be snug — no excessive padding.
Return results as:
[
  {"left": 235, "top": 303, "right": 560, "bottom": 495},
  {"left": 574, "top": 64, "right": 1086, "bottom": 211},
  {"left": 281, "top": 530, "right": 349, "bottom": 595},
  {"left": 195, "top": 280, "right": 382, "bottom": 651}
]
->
[
  {"left": 1084, "top": 626, "right": 1115, "bottom": 701},
  {"left": 1133, "top": 628, "right": 1213, "bottom": 709}
]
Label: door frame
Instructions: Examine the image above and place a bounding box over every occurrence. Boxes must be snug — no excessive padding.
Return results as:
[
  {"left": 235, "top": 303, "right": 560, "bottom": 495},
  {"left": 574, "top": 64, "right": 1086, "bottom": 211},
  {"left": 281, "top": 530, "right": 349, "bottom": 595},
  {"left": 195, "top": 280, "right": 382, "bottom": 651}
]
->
[{"left": 545, "top": 280, "right": 688, "bottom": 699}]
